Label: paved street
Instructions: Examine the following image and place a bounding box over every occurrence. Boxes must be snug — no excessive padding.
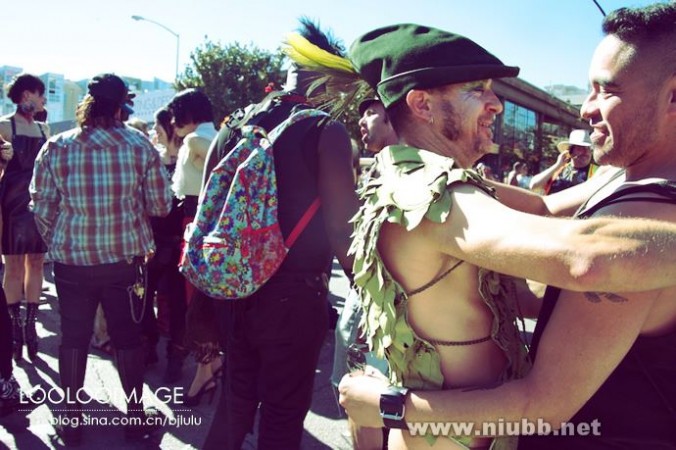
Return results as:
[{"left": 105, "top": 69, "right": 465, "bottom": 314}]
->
[{"left": 0, "top": 262, "right": 353, "bottom": 450}]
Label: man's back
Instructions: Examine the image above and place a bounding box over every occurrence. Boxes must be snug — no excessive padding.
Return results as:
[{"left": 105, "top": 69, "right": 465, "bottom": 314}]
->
[
  {"left": 352, "top": 146, "right": 529, "bottom": 449},
  {"left": 31, "top": 125, "right": 171, "bottom": 265}
]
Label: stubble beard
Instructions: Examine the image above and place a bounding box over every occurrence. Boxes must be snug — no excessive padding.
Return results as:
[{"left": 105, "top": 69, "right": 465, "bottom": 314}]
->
[{"left": 440, "top": 102, "right": 490, "bottom": 162}]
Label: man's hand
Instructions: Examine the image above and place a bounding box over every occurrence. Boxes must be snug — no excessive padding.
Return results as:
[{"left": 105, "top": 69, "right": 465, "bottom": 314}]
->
[
  {"left": 0, "top": 141, "right": 13, "bottom": 163},
  {"left": 338, "top": 367, "right": 390, "bottom": 428},
  {"left": 555, "top": 151, "right": 570, "bottom": 167}
]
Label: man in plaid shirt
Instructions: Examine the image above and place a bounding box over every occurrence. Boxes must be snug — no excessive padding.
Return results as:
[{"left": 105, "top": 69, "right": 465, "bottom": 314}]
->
[{"left": 29, "top": 74, "right": 172, "bottom": 445}]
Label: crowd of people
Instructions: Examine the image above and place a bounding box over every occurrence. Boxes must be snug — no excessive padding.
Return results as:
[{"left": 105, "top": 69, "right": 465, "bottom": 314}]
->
[{"left": 0, "top": 3, "right": 675, "bottom": 450}]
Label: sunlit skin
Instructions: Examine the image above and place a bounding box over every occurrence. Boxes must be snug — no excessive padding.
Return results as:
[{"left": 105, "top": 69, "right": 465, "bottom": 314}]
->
[
  {"left": 427, "top": 79, "right": 503, "bottom": 168},
  {"left": 374, "top": 78, "right": 508, "bottom": 450},
  {"left": 340, "top": 24, "right": 676, "bottom": 450},
  {"left": 358, "top": 102, "right": 397, "bottom": 153},
  {"left": 581, "top": 35, "right": 664, "bottom": 179}
]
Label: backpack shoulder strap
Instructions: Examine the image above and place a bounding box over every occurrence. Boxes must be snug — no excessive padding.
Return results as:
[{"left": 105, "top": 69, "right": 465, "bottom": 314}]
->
[
  {"left": 577, "top": 179, "right": 676, "bottom": 218},
  {"left": 267, "top": 109, "right": 329, "bottom": 142}
]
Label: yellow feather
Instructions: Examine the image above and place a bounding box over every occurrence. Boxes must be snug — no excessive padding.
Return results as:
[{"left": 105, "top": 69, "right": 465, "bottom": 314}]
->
[{"left": 283, "top": 33, "right": 355, "bottom": 74}]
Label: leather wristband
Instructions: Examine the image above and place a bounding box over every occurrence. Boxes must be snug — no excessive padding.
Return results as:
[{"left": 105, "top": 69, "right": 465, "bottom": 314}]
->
[{"left": 379, "top": 386, "right": 409, "bottom": 429}]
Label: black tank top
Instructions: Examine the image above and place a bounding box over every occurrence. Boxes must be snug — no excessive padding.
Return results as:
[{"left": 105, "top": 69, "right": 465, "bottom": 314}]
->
[
  {"left": 6, "top": 116, "right": 47, "bottom": 173},
  {"left": 521, "top": 179, "right": 676, "bottom": 449},
  {"left": 272, "top": 113, "right": 332, "bottom": 275}
]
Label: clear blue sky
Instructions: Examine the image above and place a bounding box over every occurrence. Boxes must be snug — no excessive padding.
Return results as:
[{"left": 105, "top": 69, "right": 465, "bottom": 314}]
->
[{"left": 2, "top": 0, "right": 661, "bottom": 90}]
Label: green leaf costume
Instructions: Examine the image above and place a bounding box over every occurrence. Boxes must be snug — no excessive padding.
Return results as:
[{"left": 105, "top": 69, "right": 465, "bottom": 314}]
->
[{"left": 349, "top": 145, "right": 531, "bottom": 449}]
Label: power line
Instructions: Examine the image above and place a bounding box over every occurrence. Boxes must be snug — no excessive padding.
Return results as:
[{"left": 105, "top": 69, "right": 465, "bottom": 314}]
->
[{"left": 592, "top": 0, "right": 607, "bottom": 17}]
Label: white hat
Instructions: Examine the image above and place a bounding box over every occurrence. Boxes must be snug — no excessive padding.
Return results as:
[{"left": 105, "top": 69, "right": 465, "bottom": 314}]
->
[{"left": 557, "top": 129, "right": 592, "bottom": 153}]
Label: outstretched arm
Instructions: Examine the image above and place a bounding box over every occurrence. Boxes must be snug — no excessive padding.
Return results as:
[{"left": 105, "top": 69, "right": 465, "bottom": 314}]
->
[
  {"left": 529, "top": 153, "right": 568, "bottom": 192},
  {"left": 340, "top": 284, "right": 660, "bottom": 432},
  {"left": 486, "top": 166, "right": 623, "bottom": 218},
  {"left": 423, "top": 184, "right": 676, "bottom": 293}
]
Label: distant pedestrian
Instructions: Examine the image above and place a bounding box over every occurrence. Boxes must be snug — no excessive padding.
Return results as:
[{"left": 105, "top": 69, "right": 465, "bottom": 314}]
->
[
  {"left": 30, "top": 73, "right": 172, "bottom": 446},
  {"left": 530, "top": 129, "right": 597, "bottom": 193},
  {"left": 0, "top": 138, "right": 22, "bottom": 416},
  {"left": 142, "top": 107, "right": 188, "bottom": 383},
  {"left": 333, "top": 95, "right": 395, "bottom": 450},
  {"left": 0, "top": 73, "right": 50, "bottom": 364},
  {"left": 165, "top": 89, "right": 223, "bottom": 406},
  {"left": 202, "top": 18, "right": 359, "bottom": 449}
]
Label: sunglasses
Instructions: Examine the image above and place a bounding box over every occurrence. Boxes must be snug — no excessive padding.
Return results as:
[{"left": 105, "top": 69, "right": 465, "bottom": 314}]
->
[{"left": 569, "top": 146, "right": 590, "bottom": 155}]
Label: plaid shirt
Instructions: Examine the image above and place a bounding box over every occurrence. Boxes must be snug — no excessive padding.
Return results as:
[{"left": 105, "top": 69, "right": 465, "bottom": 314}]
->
[{"left": 30, "top": 124, "right": 172, "bottom": 266}]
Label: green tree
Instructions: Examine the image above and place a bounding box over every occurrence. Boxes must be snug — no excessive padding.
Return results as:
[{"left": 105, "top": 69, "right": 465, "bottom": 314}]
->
[
  {"left": 176, "top": 39, "right": 286, "bottom": 124},
  {"left": 177, "top": 38, "right": 366, "bottom": 153}
]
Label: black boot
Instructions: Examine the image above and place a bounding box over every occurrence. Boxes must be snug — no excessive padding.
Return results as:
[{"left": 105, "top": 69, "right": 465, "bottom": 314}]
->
[
  {"left": 115, "top": 347, "right": 163, "bottom": 442},
  {"left": 57, "top": 347, "right": 88, "bottom": 447},
  {"left": 8, "top": 304, "right": 23, "bottom": 363},
  {"left": 24, "top": 303, "right": 39, "bottom": 361}
]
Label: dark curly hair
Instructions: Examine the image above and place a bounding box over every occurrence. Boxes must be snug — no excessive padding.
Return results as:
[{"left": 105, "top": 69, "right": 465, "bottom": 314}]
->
[
  {"left": 167, "top": 89, "right": 214, "bottom": 128},
  {"left": 6, "top": 74, "right": 45, "bottom": 104}
]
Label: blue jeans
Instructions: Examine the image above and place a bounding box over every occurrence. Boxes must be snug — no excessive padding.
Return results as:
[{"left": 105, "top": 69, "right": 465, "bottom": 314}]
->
[{"left": 54, "top": 260, "right": 143, "bottom": 351}]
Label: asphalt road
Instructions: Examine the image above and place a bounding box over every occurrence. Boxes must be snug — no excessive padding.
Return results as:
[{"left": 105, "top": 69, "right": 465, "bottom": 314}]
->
[{"left": 0, "top": 261, "right": 353, "bottom": 450}]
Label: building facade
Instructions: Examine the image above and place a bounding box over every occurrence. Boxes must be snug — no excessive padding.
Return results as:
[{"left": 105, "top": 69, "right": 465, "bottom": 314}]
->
[{"left": 483, "top": 77, "right": 588, "bottom": 180}]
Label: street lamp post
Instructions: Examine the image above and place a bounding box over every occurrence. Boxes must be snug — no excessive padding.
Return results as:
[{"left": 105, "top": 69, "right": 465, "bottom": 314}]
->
[{"left": 131, "top": 15, "right": 180, "bottom": 81}]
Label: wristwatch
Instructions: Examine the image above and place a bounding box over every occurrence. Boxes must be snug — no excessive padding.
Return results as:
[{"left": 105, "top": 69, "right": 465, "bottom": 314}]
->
[{"left": 379, "top": 386, "right": 410, "bottom": 429}]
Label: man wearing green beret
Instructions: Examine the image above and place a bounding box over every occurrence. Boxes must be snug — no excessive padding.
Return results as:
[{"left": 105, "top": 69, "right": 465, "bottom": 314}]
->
[{"left": 336, "top": 16, "right": 676, "bottom": 450}]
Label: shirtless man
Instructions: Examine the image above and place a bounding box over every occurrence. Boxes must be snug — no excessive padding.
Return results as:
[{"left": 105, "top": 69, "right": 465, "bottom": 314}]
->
[{"left": 340, "top": 6, "right": 676, "bottom": 449}]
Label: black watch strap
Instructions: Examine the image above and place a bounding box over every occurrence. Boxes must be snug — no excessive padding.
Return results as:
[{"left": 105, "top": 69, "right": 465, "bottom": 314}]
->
[{"left": 380, "top": 386, "right": 409, "bottom": 429}]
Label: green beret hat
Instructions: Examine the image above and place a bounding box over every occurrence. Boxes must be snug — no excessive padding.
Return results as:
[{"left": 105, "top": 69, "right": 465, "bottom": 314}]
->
[{"left": 349, "top": 24, "right": 520, "bottom": 108}]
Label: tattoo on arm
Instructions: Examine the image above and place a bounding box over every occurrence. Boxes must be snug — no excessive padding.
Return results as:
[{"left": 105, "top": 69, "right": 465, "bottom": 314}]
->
[{"left": 584, "top": 292, "right": 628, "bottom": 304}]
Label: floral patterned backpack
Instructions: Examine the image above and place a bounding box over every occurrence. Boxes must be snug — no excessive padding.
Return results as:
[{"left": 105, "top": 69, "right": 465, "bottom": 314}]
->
[{"left": 180, "top": 109, "right": 328, "bottom": 300}]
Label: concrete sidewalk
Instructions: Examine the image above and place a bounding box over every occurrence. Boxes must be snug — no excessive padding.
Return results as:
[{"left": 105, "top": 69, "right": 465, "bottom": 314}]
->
[{"left": 0, "top": 262, "right": 353, "bottom": 450}]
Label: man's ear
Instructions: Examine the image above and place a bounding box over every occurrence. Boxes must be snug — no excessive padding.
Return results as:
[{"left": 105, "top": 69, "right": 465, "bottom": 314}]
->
[
  {"left": 405, "top": 90, "right": 432, "bottom": 123},
  {"left": 664, "top": 72, "right": 676, "bottom": 115}
]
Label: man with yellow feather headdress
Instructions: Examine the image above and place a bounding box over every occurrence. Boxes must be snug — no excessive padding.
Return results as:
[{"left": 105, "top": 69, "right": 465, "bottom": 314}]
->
[{"left": 201, "top": 18, "right": 359, "bottom": 450}]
